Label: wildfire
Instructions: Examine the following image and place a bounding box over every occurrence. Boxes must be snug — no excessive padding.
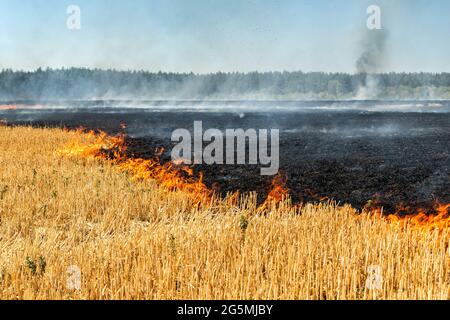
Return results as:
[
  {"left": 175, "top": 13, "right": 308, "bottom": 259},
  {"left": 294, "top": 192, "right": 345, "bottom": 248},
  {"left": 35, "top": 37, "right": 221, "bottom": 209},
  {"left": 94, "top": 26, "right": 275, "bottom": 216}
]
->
[
  {"left": 266, "top": 173, "right": 289, "bottom": 203},
  {"left": 365, "top": 201, "right": 450, "bottom": 232},
  {"left": 58, "top": 128, "right": 212, "bottom": 205},
  {"left": 257, "top": 173, "right": 290, "bottom": 212},
  {"left": 59, "top": 129, "right": 126, "bottom": 159},
  {"left": 57, "top": 127, "right": 449, "bottom": 233},
  {"left": 385, "top": 203, "right": 450, "bottom": 231},
  {"left": 0, "top": 104, "right": 48, "bottom": 110},
  {"left": 0, "top": 104, "right": 18, "bottom": 110}
]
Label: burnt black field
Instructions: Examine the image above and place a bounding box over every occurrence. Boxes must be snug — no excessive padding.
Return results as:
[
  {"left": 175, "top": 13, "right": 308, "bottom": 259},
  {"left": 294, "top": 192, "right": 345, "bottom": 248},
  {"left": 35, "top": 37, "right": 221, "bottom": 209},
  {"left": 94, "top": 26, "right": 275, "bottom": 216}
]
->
[{"left": 1, "top": 100, "right": 449, "bottom": 213}]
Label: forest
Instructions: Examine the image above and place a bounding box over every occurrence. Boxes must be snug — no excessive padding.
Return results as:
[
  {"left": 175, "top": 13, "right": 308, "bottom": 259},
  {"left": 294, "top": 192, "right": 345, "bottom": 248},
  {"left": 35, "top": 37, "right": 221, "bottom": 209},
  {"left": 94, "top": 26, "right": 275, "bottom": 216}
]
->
[{"left": 1, "top": 68, "right": 450, "bottom": 100}]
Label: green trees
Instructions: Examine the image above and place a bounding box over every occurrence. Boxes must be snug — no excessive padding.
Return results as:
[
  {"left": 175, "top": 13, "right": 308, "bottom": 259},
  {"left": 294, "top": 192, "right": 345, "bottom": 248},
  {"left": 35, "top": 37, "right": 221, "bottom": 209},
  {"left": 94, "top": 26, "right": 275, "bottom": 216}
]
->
[{"left": 0, "top": 68, "right": 449, "bottom": 100}]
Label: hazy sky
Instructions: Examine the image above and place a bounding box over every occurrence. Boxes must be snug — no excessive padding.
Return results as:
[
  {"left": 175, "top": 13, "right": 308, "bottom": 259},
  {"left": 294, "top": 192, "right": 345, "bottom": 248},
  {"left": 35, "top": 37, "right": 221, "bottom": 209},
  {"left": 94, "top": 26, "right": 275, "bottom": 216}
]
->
[{"left": 0, "top": 0, "right": 449, "bottom": 73}]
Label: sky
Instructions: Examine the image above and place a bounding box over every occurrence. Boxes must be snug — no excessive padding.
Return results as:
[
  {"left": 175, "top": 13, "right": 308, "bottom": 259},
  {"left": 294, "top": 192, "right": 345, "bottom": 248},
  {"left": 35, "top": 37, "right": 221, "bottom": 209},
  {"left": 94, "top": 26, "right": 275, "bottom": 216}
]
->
[{"left": 0, "top": 0, "right": 449, "bottom": 73}]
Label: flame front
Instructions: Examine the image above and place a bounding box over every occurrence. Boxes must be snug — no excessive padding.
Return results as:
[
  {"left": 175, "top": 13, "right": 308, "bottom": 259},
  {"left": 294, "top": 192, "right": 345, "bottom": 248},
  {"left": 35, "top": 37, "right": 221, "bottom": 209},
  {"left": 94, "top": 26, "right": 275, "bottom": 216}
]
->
[
  {"left": 385, "top": 203, "right": 450, "bottom": 231},
  {"left": 0, "top": 104, "right": 18, "bottom": 110},
  {"left": 58, "top": 128, "right": 211, "bottom": 205},
  {"left": 256, "top": 173, "right": 290, "bottom": 212},
  {"left": 0, "top": 104, "right": 47, "bottom": 111},
  {"left": 266, "top": 173, "right": 289, "bottom": 203},
  {"left": 58, "top": 128, "right": 449, "bottom": 233}
]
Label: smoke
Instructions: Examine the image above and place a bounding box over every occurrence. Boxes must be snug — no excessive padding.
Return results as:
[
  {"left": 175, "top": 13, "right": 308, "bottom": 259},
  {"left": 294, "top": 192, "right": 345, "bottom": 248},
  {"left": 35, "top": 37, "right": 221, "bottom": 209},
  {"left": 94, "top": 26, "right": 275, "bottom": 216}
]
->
[
  {"left": 355, "top": 29, "right": 389, "bottom": 100},
  {"left": 355, "top": 75, "right": 381, "bottom": 100},
  {"left": 356, "top": 30, "right": 388, "bottom": 74}
]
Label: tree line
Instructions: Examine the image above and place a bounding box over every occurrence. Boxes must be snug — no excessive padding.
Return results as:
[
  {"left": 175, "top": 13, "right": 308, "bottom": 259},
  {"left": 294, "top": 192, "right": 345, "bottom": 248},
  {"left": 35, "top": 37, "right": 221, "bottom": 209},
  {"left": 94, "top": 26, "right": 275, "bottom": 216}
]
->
[{"left": 1, "top": 68, "right": 450, "bottom": 100}]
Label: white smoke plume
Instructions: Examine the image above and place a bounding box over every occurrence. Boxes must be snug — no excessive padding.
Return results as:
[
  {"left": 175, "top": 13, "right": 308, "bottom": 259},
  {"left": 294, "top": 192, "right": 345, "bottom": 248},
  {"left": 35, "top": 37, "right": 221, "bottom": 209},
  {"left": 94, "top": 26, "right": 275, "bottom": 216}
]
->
[{"left": 355, "top": 29, "right": 389, "bottom": 100}]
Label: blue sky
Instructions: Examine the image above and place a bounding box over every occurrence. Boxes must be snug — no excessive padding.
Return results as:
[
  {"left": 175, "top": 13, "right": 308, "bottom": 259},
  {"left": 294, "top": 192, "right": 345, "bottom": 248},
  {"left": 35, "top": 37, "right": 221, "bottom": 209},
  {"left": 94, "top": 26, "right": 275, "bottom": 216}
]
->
[{"left": 0, "top": 0, "right": 449, "bottom": 73}]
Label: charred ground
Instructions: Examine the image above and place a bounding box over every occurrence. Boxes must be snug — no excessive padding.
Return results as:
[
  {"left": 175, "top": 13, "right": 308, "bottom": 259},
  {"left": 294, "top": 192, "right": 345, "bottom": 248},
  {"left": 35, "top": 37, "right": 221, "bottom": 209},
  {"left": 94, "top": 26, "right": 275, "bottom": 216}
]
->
[{"left": 2, "top": 105, "right": 449, "bottom": 213}]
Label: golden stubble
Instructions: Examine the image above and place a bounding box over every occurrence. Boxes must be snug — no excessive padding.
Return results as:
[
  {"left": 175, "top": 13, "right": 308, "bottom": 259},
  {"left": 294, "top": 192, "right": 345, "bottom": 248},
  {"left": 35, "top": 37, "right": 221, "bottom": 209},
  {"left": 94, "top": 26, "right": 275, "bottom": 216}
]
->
[{"left": 0, "top": 126, "right": 448, "bottom": 300}]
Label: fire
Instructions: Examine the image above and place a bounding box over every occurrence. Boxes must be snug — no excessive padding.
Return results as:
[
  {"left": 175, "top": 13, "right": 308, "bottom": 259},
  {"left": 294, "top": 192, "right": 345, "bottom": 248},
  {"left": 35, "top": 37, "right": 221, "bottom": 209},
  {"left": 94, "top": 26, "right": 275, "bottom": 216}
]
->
[
  {"left": 258, "top": 173, "right": 290, "bottom": 210},
  {"left": 116, "top": 158, "right": 210, "bottom": 204},
  {"left": 0, "top": 104, "right": 47, "bottom": 110},
  {"left": 58, "top": 127, "right": 449, "bottom": 233},
  {"left": 365, "top": 201, "right": 450, "bottom": 232},
  {"left": 59, "top": 129, "right": 126, "bottom": 159},
  {"left": 384, "top": 203, "right": 450, "bottom": 231},
  {"left": 266, "top": 173, "right": 289, "bottom": 203},
  {"left": 58, "top": 128, "right": 212, "bottom": 205},
  {"left": 0, "top": 104, "right": 18, "bottom": 110}
]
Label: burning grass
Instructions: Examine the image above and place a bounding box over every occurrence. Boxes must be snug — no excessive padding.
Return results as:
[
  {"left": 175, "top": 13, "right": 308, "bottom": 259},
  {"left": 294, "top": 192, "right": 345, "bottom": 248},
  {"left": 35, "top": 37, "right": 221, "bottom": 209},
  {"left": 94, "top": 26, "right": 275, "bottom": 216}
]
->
[
  {"left": 57, "top": 128, "right": 213, "bottom": 206},
  {"left": 0, "top": 104, "right": 47, "bottom": 111},
  {"left": 0, "top": 125, "right": 448, "bottom": 299}
]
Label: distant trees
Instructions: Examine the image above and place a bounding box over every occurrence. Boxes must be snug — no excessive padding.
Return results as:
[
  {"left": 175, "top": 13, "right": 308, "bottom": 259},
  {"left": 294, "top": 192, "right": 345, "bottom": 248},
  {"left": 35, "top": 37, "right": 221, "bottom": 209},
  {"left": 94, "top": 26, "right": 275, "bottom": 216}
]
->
[{"left": 0, "top": 68, "right": 449, "bottom": 100}]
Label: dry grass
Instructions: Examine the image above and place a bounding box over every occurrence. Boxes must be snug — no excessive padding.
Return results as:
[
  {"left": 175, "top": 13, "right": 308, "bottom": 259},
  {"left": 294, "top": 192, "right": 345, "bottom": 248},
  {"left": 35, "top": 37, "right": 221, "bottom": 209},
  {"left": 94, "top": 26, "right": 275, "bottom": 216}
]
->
[{"left": 0, "top": 125, "right": 448, "bottom": 300}]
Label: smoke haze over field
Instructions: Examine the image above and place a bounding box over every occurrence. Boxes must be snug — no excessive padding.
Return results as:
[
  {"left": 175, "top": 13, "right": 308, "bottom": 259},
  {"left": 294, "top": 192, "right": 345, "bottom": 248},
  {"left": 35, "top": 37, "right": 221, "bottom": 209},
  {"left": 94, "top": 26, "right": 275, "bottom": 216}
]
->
[
  {"left": 1, "top": 69, "right": 450, "bottom": 101},
  {"left": 1, "top": 0, "right": 450, "bottom": 73},
  {"left": 0, "top": 1, "right": 449, "bottom": 100}
]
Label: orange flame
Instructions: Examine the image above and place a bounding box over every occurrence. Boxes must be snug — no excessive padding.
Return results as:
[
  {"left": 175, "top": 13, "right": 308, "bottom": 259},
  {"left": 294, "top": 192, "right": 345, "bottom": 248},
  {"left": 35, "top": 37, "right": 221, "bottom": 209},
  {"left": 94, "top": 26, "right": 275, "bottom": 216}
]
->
[
  {"left": 57, "top": 127, "right": 449, "bottom": 233},
  {"left": 266, "top": 174, "right": 289, "bottom": 203},
  {"left": 259, "top": 173, "right": 290, "bottom": 211},
  {"left": 385, "top": 203, "right": 450, "bottom": 231},
  {"left": 0, "top": 104, "right": 47, "bottom": 110},
  {"left": 58, "top": 128, "right": 212, "bottom": 205},
  {"left": 0, "top": 104, "right": 18, "bottom": 111},
  {"left": 365, "top": 201, "right": 450, "bottom": 232}
]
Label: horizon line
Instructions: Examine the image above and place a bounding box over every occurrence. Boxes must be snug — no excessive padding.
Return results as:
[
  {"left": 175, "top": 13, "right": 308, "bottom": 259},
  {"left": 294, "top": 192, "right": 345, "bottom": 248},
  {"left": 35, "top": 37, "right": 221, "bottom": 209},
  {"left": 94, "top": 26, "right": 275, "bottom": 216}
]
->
[{"left": 1, "top": 67, "right": 450, "bottom": 76}]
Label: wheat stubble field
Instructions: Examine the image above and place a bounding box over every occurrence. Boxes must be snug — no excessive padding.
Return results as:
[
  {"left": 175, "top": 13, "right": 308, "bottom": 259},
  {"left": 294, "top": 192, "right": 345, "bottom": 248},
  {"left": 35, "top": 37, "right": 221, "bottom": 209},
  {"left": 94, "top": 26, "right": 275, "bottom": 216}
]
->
[{"left": 0, "top": 125, "right": 448, "bottom": 300}]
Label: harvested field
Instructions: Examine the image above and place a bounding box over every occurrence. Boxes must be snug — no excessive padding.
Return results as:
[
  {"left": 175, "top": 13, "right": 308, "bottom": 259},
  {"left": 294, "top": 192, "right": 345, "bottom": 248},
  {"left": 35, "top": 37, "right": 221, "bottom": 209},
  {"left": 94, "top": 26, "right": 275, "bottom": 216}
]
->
[{"left": 0, "top": 125, "right": 448, "bottom": 300}]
